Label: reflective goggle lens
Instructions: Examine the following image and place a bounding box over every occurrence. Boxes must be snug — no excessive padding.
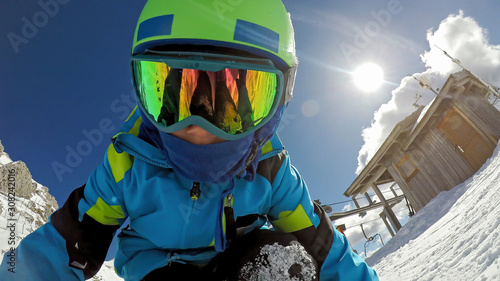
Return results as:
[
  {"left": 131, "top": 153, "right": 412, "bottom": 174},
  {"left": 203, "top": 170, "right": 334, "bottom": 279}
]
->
[{"left": 133, "top": 59, "right": 278, "bottom": 135}]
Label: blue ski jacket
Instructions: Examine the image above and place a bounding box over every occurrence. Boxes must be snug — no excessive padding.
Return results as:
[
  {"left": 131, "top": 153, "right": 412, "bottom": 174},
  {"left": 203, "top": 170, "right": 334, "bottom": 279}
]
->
[{"left": 0, "top": 108, "right": 378, "bottom": 281}]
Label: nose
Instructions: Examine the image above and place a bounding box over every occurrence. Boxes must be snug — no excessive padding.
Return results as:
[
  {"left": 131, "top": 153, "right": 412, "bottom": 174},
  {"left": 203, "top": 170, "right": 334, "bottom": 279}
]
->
[
  {"left": 176, "top": 125, "right": 225, "bottom": 145},
  {"left": 189, "top": 71, "right": 215, "bottom": 123},
  {"left": 185, "top": 125, "right": 214, "bottom": 137}
]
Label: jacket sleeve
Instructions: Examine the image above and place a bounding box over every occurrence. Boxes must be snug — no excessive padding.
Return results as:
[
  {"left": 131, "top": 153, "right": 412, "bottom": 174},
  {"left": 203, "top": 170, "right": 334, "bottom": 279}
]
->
[
  {"left": 0, "top": 141, "right": 131, "bottom": 280},
  {"left": 0, "top": 221, "right": 86, "bottom": 280},
  {"left": 266, "top": 151, "right": 379, "bottom": 281},
  {"left": 51, "top": 181, "right": 127, "bottom": 279},
  {"left": 51, "top": 136, "right": 134, "bottom": 279}
]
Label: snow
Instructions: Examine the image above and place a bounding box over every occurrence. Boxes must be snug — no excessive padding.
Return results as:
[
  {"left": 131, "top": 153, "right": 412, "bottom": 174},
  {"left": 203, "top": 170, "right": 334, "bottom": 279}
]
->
[
  {"left": 0, "top": 192, "right": 41, "bottom": 239},
  {"left": 0, "top": 154, "right": 12, "bottom": 165},
  {"left": 91, "top": 260, "right": 122, "bottom": 281},
  {"left": 489, "top": 95, "right": 500, "bottom": 111},
  {"left": 369, "top": 143, "right": 500, "bottom": 280},
  {"left": 410, "top": 96, "right": 436, "bottom": 134},
  {"left": 239, "top": 242, "right": 317, "bottom": 281}
]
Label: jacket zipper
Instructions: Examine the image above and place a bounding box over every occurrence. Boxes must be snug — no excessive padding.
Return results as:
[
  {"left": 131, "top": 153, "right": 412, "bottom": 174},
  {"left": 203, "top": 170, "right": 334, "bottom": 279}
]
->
[
  {"left": 190, "top": 182, "right": 201, "bottom": 201},
  {"left": 180, "top": 182, "right": 201, "bottom": 248}
]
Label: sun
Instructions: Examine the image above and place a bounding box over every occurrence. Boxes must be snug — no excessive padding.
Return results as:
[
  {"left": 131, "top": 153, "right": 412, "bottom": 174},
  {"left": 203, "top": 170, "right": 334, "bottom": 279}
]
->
[{"left": 352, "top": 63, "right": 384, "bottom": 92}]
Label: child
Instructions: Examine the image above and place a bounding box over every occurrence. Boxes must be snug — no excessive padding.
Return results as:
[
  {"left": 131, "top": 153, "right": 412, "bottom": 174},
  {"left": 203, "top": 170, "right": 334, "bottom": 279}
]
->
[{"left": 0, "top": 0, "right": 378, "bottom": 280}]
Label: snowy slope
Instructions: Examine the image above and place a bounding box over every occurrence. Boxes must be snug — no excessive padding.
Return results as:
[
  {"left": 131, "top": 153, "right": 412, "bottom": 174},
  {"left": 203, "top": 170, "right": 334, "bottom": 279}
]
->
[
  {"left": 0, "top": 140, "right": 123, "bottom": 280},
  {"left": 369, "top": 144, "right": 500, "bottom": 280}
]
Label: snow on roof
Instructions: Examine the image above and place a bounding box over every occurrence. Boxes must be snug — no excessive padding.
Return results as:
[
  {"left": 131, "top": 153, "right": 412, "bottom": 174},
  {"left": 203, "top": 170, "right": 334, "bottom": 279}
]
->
[{"left": 410, "top": 96, "right": 437, "bottom": 134}]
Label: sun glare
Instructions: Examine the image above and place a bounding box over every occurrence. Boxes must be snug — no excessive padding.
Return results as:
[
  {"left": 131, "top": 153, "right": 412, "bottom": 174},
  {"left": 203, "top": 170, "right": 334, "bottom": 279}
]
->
[{"left": 353, "top": 63, "right": 384, "bottom": 92}]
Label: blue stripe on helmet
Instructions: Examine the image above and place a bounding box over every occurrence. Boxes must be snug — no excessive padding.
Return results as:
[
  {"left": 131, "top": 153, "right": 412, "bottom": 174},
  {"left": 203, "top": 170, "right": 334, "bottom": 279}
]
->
[
  {"left": 234, "top": 19, "right": 279, "bottom": 54},
  {"left": 137, "top": 14, "right": 174, "bottom": 42}
]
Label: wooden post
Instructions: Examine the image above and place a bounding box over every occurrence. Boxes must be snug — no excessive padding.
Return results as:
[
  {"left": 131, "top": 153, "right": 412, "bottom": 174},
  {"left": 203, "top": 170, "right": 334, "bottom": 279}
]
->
[
  {"left": 364, "top": 192, "right": 373, "bottom": 205},
  {"left": 386, "top": 161, "right": 424, "bottom": 211},
  {"left": 372, "top": 183, "right": 402, "bottom": 232},
  {"left": 352, "top": 196, "right": 361, "bottom": 209},
  {"left": 379, "top": 212, "right": 395, "bottom": 237},
  {"left": 389, "top": 182, "right": 398, "bottom": 197},
  {"left": 352, "top": 196, "right": 368, "bottom": 218},
  {"left": 383, "top": 208, "right": 398, "bottom": 235}
]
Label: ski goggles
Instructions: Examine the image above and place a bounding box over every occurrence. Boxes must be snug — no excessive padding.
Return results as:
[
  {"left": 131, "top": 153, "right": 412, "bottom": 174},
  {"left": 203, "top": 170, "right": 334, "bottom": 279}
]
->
[{"left": 131, "top": 52, "right": 284, "bottom": 140}]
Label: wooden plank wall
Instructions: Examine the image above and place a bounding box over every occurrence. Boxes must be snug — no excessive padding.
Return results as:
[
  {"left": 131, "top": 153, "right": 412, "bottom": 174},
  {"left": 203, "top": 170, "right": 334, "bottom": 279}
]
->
[
  {"left": 458, "top": 90, "right": 500, "bottom": 142},
  {"left": 392, "top": 128, "right": 475, "bottom": 209},
  {"left": 384, "top": 79, "right": 499, "bottom": 212},
  {"left": 388, "top": 148, "right": 424, "bottom": 211}
]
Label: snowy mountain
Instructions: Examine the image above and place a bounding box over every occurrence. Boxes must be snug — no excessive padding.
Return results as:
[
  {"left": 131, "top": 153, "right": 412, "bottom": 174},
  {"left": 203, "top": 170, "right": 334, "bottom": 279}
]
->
[
  {"left": 368, "top": 143, "right": 500, "bottom": 280},
  {"left": 0, "top": 140, "right": 58, "bottom": 250},
  {"left": 0, "top": 140, "right": 123, "bottom": 281}
]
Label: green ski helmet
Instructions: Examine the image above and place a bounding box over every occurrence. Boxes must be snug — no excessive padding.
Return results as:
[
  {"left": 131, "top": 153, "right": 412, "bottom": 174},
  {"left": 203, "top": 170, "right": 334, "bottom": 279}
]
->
[{"left": 131, "top": 0, "right": 298, "bottom": 140}]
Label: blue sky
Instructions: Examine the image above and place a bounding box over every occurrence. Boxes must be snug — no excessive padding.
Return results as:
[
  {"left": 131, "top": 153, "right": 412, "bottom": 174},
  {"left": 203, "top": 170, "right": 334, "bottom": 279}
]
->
[{"left": 2, "top": 0, "right": 500, "bottom": 257}]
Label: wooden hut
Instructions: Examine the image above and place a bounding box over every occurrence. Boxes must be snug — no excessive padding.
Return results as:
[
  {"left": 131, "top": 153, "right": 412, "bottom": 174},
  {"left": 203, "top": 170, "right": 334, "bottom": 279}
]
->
[{"left": 344, "top": 70, "right": 500, "bottom": 234}]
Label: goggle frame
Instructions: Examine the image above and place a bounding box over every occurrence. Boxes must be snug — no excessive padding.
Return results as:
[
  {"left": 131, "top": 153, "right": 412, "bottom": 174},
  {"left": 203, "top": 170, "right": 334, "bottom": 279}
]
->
[{"left": 130, "top": 51, "right": 285, "bottom": 140}]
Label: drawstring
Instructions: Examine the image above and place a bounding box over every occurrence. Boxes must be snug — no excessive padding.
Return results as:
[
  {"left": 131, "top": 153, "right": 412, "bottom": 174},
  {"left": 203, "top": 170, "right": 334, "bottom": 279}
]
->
[{"left": 224, "top": 193, "right": 236, "bottom": 241}]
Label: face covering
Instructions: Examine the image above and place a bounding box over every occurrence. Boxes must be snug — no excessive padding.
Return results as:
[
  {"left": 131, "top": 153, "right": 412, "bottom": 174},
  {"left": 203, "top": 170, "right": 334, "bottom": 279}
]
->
[
  {"left": 138, "top": 107, "right": 283, "bottom": 184},
  {"left": 158, "top": 131, "right": 255, "bottom": 183}
]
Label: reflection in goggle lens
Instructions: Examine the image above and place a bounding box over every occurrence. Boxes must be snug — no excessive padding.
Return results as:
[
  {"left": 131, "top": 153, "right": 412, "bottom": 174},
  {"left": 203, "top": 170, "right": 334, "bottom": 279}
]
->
[{"left": 135, "top": 60, "right": 277, "bottom": 135}]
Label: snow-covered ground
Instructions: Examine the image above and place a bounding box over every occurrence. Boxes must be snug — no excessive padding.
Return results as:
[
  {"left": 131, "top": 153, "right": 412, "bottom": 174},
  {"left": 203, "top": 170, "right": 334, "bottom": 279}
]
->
[{"left": 368, "top": 143, "right": 500, "bottom": 280}]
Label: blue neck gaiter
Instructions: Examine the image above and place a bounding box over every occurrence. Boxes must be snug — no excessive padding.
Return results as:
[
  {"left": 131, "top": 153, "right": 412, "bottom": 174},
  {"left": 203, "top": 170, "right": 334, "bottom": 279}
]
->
[
  {"left": 159, "top": 131, "right": 256, "bottom": 183},
  {"left": 138, "top": 107, "right": 283, "bottom": 184}
]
